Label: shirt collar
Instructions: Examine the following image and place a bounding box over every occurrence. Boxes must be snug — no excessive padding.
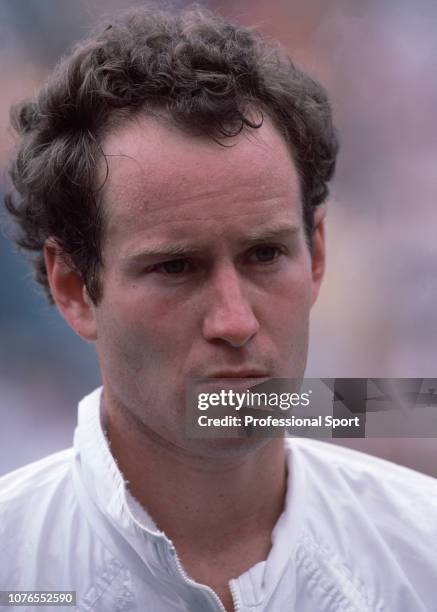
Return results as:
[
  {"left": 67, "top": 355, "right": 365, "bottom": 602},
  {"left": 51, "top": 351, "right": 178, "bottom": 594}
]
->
[
  {"left": 233, "top": 440, "right": 304, "bottom": 607},
  {"left": 74, "top": 388, "right": 171, "bottom": 557},
  {"left": 74, "top": 386, "right": 304, "bottom": 605}
]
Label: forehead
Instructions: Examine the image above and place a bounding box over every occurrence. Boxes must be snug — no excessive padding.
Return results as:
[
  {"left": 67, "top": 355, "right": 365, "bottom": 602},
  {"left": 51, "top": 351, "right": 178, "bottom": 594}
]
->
[{"left": 98, "top": 114, "right": 302, "bottom": 255}]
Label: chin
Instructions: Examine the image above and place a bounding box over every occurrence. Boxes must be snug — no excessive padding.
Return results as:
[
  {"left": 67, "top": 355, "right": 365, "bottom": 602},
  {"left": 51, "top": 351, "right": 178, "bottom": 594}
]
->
[{"left": 179, "top": 435, "right": 276, "bottom": 461}]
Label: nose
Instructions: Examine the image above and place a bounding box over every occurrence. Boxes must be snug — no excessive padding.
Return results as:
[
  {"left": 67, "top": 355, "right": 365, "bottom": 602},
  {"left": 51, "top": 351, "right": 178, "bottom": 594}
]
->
[{"left": 202, "top": 266, "right": 260, "bottom": 348}]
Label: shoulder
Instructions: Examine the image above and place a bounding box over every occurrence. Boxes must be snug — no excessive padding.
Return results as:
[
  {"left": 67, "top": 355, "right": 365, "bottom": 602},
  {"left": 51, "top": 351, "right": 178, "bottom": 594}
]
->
[
  {"left": 291, "top": 437, "right": 437, "bottom": 501},
  {"left": 291, "top": 438, "right": 437, "bottom": 528},
  {"left": 0, "top": 447, "right": 74, "bottom": 509},
  {"left": 289, "top": 439, "right": 437, "bottom": 608},
  {"left": 0, "top": 448, "right": 126, "bottom": 601},
  {"left": 0, "top": 449, "right": 80, "bottom": 587}
]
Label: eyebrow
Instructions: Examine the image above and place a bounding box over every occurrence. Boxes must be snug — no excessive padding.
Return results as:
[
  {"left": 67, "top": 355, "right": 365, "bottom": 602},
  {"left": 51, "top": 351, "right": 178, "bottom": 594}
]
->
[
  {"left": 124, "top": 223, "right": 301, "bottom": 264},
  {"left": 243, "top": 223, "right": 300, "bottom": 242}
]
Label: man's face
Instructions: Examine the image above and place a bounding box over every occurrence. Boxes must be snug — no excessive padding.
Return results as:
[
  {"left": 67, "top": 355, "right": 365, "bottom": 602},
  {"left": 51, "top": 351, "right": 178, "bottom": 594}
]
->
[{"left": 93, "top": 115, "right": 324, "bottom": 449}]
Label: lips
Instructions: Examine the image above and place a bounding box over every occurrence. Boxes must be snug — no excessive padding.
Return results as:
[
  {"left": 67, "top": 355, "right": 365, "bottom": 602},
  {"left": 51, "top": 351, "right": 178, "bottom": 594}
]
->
[
  {"left": 206, "top": 371, "right": 269, "bottom": 379},
  {"left": 195, "top": 373, "right": 271, "bottom": 395}
]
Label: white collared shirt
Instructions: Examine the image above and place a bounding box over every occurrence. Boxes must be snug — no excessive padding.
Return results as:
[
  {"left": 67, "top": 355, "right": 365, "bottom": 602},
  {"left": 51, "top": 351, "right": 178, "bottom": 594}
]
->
[{"left": 1, "top": 387, "right": 436, "bottom": 611}]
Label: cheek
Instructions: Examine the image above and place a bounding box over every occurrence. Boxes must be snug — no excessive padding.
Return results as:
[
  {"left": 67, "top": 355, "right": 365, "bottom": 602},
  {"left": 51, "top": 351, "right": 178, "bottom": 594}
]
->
[
  {"left": 261, "top": 267, "right": 313, "bottom": 364},
  {"left": 265, "top": 264, "right": 313, "bottom": 323},
  {"left": 96, "top": 288, "right": 194, "bottom": 376}
]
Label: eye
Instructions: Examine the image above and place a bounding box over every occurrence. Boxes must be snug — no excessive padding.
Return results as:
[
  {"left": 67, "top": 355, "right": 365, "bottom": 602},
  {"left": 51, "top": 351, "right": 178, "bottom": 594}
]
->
[
  {"left": 156, "top": 259, "right": 192, "bottom": 274},
  {"left": 250, "top": 246, "right": 282, "bottom": 263}
]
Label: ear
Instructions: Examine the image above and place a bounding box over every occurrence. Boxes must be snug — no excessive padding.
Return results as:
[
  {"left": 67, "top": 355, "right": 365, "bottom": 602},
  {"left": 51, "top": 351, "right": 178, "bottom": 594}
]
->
[
  {"left": 44, "top": 240, "right": 98, "bottom": 341},
  {"left": 310, "top": 205, "right": 326, "bottom": 307}
]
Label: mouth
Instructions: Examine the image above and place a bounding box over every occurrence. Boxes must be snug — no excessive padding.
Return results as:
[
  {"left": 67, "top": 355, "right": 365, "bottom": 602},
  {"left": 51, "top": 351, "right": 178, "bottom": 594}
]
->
[
  {"left": 206, "top": 371, "right": 270, "bottom": 379},
  {"left": 196, "top": 373, "right": 272, "bottom": 393}
]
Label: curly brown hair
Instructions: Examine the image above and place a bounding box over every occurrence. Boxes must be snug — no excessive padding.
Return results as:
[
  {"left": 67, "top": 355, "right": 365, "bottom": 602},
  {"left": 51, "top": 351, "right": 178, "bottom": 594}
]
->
[{"left": 4, "top": 4, "right": 338, "bottom": 305}]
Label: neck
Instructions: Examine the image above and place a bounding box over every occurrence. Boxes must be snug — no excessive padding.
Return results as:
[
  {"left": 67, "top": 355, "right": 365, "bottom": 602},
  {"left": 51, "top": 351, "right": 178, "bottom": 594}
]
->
[{"left": 104, "top": 394, "right": 287, "bottom": 557}]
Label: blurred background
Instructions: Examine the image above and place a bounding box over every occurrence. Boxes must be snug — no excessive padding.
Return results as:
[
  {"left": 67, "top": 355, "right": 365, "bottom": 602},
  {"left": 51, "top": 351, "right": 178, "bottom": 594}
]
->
[{"left": 1, "top": 0, "right": 436, "bottom": 476}]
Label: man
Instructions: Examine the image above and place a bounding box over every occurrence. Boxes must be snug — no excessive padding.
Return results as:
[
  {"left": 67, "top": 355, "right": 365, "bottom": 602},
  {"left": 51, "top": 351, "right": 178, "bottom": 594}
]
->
[{"left": 1, "top": 6, "right": 436, "bottom": 612}]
